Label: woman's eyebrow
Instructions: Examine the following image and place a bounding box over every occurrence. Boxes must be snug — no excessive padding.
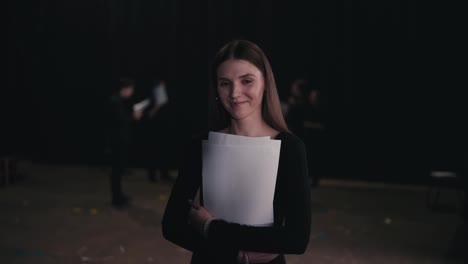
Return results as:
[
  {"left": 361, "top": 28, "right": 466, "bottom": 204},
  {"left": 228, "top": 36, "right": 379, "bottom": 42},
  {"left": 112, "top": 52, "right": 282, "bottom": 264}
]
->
[
  {"left": 238, "top": 73, "right": 256, "bottom": 78},
  {"left": 218, "top": 73, "right": 256, "bottom": 80}
]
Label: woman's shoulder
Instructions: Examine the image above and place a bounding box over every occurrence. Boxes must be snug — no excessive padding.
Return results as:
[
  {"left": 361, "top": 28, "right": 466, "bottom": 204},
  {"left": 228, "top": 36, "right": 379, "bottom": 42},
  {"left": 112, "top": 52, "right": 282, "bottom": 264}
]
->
[
  {"left": 276, "top": 131, "right": 307, "bottom": 156},
  {"left": 177, "top": 131, "right": 209, "bottom": 158},
  {"left": 188, "top": 128, "right": 229, "bottom": 143},
  {"left": 181, "top": 130, "right": 209, "bottom": 149},
  {"left": 276, "top": 131, "right": 305, "bottom": 146},
  {"left": 190, "top": 130, "right": 210, "bottom": 141}
]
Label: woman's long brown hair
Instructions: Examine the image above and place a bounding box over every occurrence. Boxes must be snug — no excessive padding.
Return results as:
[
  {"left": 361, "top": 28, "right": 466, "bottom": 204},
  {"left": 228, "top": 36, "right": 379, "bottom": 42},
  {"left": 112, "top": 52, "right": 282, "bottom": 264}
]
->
[{"left": 208, "top": 40, "right": 289, "bottom": 133}]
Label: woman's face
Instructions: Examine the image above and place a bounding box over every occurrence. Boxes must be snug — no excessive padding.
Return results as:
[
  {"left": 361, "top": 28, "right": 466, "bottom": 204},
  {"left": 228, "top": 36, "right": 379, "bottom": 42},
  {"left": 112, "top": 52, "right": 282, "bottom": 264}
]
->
[{"left": 216, "top": 59, "right": 265, "bottom": 121}]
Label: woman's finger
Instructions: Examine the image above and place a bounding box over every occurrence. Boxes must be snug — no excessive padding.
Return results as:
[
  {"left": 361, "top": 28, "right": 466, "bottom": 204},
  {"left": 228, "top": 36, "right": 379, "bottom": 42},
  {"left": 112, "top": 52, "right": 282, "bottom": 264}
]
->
[{"left": 188, "top": 199, "right": 201, "bottom": 209}]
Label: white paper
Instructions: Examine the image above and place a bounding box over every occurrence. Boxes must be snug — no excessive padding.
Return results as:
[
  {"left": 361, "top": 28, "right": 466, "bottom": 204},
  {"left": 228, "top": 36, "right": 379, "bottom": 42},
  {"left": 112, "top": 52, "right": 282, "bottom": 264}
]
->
[
  {"left": 153, "top": 84, "right": 168, "bottom": 106},
  {"left": 208, "top": 131, "right": 271, "bottom": 145},
  {"left": 133, "top": 99, "right": 150, "bottom": 112},
  {"left": 202, "top": 133, "right": 281, "bottom": 226}
]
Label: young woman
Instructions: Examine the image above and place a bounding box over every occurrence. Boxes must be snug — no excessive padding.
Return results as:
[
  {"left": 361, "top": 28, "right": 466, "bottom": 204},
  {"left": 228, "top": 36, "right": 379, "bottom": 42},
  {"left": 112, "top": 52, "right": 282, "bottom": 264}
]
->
[{"left": 162, "top": 40, "right": 311, "bottom": 264}]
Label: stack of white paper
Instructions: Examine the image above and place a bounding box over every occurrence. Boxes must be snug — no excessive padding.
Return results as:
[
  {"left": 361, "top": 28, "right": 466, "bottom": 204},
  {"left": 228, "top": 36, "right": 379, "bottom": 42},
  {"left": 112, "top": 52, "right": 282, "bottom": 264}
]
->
[
  {"left": 133, "top": 99, "right": 150, "bottom": 112},
  {"left": 202, "top": 131, "right": 281, "bottom": 226}
]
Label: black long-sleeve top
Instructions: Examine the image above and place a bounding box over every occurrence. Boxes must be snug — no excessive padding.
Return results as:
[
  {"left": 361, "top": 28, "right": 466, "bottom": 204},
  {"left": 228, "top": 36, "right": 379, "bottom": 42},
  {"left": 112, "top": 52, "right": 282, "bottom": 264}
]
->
[
  {"left": 108, "top": 94, "right": 134, "bottom": 144},
  {"left": 162, "top": 131, "right": 311, "bottom": 263}
]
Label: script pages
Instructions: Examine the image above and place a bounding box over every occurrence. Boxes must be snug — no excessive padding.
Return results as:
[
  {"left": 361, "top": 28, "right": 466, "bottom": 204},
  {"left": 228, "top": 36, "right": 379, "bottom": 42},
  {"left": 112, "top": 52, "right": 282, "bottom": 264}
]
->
[{"left": 202, "top": 131, "right": 281, "bottom": 226}]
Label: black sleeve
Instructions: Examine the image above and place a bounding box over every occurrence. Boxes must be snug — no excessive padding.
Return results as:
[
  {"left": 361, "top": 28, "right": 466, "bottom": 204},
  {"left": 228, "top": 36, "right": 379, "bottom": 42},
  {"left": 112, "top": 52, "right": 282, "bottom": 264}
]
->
[
  {"left": 206, "top": 138, "right": 311, "bottom": 254},
  {"left": 109, "top": 99, "right": 133, "bottom": 125},
  {"left": 161, "top": 139, "right": 205, "bottom": 251}
]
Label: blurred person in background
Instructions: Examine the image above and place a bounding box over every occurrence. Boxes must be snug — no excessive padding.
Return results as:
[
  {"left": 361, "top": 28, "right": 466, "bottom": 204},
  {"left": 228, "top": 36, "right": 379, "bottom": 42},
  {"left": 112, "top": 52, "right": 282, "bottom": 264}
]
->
[
  {"left": 108, "top": 77, "right": 142, "bottom": 208},
  {"left": 144, "top": 79, "right": 173, "bottom": 183},
  {"left": 303, "top": 87, "right": 327, "bottom": 187},
  {"left": 284, "top": 79, "right": 308, "bottom": 139}
]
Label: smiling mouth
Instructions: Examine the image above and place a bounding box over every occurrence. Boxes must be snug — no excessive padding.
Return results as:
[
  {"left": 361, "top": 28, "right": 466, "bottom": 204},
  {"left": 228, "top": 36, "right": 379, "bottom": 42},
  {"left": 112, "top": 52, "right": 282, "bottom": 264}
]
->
[{"left": 230, "top": 101, "right": 247, "bottom": 107}]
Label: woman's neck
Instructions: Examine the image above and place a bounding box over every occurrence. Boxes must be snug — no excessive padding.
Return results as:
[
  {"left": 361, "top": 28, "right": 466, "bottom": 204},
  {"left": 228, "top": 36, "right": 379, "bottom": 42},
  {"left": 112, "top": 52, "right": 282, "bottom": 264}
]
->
[{"left": 227, "top": 116, "right": 277, "bottom": 138}]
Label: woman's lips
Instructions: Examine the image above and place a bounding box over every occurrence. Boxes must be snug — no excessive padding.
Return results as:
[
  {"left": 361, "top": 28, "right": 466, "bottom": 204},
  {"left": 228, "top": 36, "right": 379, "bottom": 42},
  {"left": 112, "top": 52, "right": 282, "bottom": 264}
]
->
[{"left": 230, "top": 101, "right": 247, "bottom": 108}]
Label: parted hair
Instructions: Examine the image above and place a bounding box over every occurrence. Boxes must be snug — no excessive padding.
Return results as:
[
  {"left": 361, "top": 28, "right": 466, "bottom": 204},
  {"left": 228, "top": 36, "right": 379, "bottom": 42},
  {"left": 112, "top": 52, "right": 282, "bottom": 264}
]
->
[{"left": 208, "top": 40, "right": 289, "bottom": 132}]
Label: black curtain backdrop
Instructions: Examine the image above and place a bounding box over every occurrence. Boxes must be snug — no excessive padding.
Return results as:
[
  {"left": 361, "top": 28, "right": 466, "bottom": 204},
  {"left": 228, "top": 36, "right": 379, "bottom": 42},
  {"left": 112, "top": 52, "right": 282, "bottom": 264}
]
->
[{"left": 6, "top": 0, "right": 463, "bottom": 183}]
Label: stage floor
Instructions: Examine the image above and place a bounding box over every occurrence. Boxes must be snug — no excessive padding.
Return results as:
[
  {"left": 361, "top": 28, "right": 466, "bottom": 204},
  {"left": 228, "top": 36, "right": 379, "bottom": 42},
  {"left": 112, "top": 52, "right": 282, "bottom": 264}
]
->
[{"left": 0, "top": 162, "right": 464, "bottom": 264}]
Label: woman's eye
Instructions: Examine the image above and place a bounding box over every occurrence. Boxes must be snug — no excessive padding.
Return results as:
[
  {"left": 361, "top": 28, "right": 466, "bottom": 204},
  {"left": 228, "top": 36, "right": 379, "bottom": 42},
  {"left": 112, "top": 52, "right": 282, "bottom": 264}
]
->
[
  {"left": 242, "top": 79, "right": 253, "bottom": 85},
  {"left": 219, "top": 82, "right": 229, "bottom": 87}
]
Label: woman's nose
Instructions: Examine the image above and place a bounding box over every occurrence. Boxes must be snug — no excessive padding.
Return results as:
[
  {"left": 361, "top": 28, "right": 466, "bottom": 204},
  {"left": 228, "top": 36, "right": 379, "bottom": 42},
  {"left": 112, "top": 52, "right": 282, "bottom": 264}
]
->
[{"left": 229, "top": 82, "right": 241, "bottom": 98}]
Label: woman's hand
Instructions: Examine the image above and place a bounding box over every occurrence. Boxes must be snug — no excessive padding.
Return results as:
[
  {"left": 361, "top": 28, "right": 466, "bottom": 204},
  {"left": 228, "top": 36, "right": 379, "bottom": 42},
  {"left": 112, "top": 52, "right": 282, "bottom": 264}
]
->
[
  {"left": 188, "top": 200, "right": 214, "bottom": 235},
  {"left": 133, "top": 110, "right": 143, "bottom": 120}
]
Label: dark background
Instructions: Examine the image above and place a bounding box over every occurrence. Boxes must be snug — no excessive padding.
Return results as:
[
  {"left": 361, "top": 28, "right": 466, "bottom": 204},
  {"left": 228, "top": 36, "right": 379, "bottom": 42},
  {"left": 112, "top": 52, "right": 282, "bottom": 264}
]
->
[{"left": 5, "top": 0, "right": 464, "bottom": 183}]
